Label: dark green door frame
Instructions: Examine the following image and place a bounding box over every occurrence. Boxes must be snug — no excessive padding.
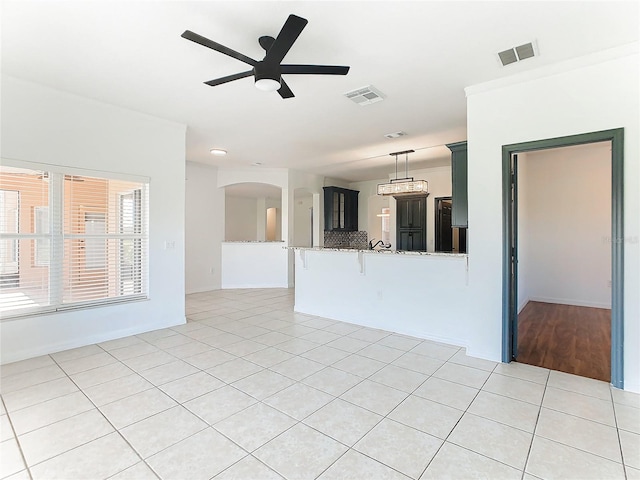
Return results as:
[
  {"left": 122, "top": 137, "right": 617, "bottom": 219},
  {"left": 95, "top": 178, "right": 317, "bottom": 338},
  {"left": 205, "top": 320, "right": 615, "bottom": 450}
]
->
[{"left": 502, "top": 128, "right": 624, "bottom": 388}]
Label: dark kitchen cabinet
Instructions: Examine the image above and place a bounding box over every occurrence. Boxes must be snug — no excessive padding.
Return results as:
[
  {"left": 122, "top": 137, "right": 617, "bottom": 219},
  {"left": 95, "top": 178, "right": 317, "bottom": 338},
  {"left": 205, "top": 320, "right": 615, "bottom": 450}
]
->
[
  {"left": 397, "top": 196, "right": 425, "bottom": 229},
  {"left": 396, "top": 195, "right": 426, "bottom": 251},
  {"left": 397, "top": 230, "right": 425, "bottom": 252},
  {"left": 323, "top": 186, "right": 359, "bottom": 231},
  {"left": 446, "top": 141, "right": 468, "bottom": 228}
]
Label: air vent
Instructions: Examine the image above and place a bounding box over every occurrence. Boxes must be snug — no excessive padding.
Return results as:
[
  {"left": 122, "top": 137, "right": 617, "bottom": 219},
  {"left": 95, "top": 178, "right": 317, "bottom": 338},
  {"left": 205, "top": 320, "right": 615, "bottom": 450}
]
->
[
  {"left": 498, "top": 41, "right": 538, "bottom": 66},
  {"left": 344, "top": 85, "right": 385, "bottom": 106},
  {"left": 384, "top": 131, "right": 407, "bottom": 139},
  {"left": 515, "top": 43, "right": 535, "bottom": 61},
  {"left": 498, "top": 49, "right": 518, "bottom": 66}
]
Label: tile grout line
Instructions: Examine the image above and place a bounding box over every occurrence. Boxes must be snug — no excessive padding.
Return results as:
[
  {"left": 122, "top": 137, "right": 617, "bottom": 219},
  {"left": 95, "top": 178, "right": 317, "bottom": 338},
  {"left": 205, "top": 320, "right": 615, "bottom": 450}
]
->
[
  {"left": 94, "top": 326, "right": 287, "bottom": 477},
  {"left": 416, "top": 358, "right": 500, "bottom": 479},
  {"left": 1, "top": 393, "right": 34, "bottom": 480},
  {"left": 46, "top": 353, "right": 163, "bottom": 480},
  {"left": 610, "top": 385, "right": 629, "bottom": 479},
  {"left": 307, "top": 346, "right": 462, "bottom": 479},
  {"left": 4, "top": 354, "right": 120, "bottom": 474},
  {"left": 520, "top": 367, "right": 550, "bottom": 480},
  {"left": 207, "top": 324, "right": 434, "bottom": 478}
]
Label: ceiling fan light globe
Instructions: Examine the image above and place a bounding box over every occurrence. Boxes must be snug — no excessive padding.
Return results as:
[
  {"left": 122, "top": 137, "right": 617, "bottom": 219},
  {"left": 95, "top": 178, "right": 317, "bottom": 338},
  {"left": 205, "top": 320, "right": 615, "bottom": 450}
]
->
[{"left": 255, "top": 78, "right": 281, "bottom": 92}]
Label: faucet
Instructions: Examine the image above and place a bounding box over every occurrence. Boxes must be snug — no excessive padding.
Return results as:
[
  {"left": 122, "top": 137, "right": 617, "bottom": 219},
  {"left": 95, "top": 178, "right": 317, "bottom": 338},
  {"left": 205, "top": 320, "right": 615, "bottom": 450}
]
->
[{"left": 369, "top": 238, "right": 391, "bottom": 250}]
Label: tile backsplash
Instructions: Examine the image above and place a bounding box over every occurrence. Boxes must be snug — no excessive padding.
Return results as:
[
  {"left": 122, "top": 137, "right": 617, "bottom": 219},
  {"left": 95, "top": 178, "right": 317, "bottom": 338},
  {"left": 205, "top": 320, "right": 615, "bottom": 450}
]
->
[{"left": 324, "top": 230, "right": 368, "bottom": 249}]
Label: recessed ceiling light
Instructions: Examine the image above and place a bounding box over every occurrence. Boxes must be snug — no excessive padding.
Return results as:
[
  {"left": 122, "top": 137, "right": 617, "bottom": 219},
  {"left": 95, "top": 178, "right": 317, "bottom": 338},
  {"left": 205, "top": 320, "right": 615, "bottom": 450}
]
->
[{"left": 210, "top": 148, "right": 227, "bottom": 156}]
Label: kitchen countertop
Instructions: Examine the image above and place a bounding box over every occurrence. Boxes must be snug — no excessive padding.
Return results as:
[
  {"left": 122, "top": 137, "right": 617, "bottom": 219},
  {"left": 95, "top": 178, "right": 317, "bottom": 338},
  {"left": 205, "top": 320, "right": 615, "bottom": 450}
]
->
[
  {"left": 223, "top": 241, "right": 285, "bottom": 243},
  {"left": 287, "top": 246, "right": 467, "bottom": 257}
]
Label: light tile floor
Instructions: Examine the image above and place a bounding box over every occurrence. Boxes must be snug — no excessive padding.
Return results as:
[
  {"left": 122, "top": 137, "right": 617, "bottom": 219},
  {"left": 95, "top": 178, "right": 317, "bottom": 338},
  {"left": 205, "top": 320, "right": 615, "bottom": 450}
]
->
[{"left": 1, "top": 288, "right": 639, "bottom": 479}]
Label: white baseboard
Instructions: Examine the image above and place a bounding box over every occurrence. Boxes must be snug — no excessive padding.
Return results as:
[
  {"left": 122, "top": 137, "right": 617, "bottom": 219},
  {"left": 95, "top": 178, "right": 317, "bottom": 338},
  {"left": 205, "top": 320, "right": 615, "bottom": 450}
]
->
[
  {"left": 518, "top": 297, "right": 530, "bottom": 314},
  {"left": 186, "top": 285, "right": 221, "bottom": 295},
  {"left": 222, "top": 283, "right": 289, "bottom": 289},
  {"left": 529, "top": 296, "right": 611, "bottom": 309},
  {"left": 0, "top": 317, "right": 186, "bottom": 365}
]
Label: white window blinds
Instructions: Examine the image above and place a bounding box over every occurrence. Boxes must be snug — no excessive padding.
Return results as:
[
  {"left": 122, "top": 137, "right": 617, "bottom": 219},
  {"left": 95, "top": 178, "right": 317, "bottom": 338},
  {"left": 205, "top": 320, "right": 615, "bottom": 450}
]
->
[{"left": 0, "top": 165, "right": 149, "bottom": 318}]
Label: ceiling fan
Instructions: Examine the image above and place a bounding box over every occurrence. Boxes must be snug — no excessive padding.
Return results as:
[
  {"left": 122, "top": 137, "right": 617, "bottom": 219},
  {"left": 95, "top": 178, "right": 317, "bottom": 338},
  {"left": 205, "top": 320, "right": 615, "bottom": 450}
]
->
[{"left": 181, "top": 14, "right": 350, "bottom": 99}]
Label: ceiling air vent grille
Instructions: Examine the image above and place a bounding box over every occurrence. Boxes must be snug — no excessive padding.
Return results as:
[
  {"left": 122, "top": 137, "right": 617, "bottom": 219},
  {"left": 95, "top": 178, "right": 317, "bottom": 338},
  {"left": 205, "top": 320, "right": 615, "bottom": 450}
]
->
[
  {"left": 498, "top": 41, "right": 537, "bottom": 66},
  {"left": 384, "top": 131, "right": 407, "bottom": 139},
  {"left": 344, "top": 85, "right": 385, "bottom": 106},
  {"left": 515, "top": 43, "right": 535, "bottom": 61}
]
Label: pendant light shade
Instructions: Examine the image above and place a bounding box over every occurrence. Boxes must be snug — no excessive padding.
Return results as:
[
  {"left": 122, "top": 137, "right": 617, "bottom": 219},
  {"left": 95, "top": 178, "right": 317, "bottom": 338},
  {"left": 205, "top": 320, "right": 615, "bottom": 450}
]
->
[
  {"left": 377, "top": 150, "right": 429, "bottom": 196},
  {"left": 377, "top": 179, "right": 429, "bottom": 195}
]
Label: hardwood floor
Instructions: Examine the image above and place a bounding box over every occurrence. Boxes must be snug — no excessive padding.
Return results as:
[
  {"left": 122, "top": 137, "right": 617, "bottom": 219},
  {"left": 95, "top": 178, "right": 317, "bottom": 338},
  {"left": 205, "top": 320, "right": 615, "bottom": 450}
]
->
[{"left": 516, "top": 301, "right": 611, "bottom": 382}]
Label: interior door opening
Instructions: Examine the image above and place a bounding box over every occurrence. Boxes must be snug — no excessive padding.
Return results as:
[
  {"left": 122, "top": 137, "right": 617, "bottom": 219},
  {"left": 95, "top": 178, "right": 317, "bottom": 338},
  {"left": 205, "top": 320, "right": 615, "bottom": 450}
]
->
[
  {"left": 514, "top": 143, "right": 612, "bottom": 382},
  {"left": 435, "top": 196, "right": 467, "bottom": 253},
  {"left": 502, "top": 128, "right": 624, "bottom": 388}
]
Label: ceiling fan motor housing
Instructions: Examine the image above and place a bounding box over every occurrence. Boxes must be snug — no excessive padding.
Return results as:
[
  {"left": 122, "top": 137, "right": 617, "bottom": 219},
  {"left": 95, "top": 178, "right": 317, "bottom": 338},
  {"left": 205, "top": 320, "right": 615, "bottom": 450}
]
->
[{"left": 254, "top": 61, "right": 282, "bottom": 85}]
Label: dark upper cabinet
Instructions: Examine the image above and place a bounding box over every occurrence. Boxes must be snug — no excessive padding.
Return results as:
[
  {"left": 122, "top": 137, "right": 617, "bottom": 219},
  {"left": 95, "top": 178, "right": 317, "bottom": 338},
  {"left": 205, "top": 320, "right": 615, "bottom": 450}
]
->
[
  {"left": 397, "top": 196, "right": 425, "bottom": 229},
  {"left": 446, "top": 141, "right": 468, "bottom": 228},
  {"left": 323, "top": 186, "right": 359, "bottom": 231}
]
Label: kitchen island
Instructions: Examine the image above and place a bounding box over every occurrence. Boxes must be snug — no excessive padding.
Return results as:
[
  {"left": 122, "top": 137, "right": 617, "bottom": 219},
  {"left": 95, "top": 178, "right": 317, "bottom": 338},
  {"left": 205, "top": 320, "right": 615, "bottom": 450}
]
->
[{"left": 292, "top": 247, "right": 472, "bottom": 351}]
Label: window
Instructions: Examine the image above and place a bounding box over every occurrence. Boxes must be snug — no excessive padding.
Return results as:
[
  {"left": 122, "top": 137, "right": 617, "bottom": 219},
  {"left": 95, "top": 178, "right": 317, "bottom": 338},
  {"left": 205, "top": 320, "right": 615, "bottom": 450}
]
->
[{"left": 0, "top": 164, "right": 149, "bottom": 318}]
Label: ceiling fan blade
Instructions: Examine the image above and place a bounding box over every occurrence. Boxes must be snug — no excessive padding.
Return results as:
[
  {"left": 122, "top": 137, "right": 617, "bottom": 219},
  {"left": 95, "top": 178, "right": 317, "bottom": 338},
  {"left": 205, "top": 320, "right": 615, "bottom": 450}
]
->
[
  {"left": 182, "top": 30, "right": 257, "bottom": 66},
  {"left": 264, "top": 15, "right": 308, "bottom": 64},
  {"left": 281, "top": 64, "right": 350, "bottom": 75},
  {"left": 204, "top": 70, "right": 254, "bottom": 87},
  {"left": 278, "top": 79, "right": 295, "bottom": 99}
]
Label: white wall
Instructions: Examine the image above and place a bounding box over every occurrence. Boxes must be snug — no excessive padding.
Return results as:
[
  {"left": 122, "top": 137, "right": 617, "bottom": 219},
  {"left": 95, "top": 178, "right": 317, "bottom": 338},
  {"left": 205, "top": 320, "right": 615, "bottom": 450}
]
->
[
  {"left": 350, "top": 165, "right": 452, "bottom": 252},
  {"left": 225, "top": 196, "right": 258, "bottom": 241},
  {"left": 185, "top": 162, "right": 224, "bottom": 294},
  {"left": 0, "top": 75, "right": 187, "bottom": 363},
  {"left": 291, "top": 170, "right": 326, "bottom": 246},
  {"left": 518, "top": 144, "right": 611, "bottom": 310},
  {"left": 221, "top": 242, "right": 288, "bottom": 288},
  {"left": 293, "top": 194, "right": 313, "bottom": 247},
  {"left": 466, "top": 44, "right": 639, "bottom": 391}
]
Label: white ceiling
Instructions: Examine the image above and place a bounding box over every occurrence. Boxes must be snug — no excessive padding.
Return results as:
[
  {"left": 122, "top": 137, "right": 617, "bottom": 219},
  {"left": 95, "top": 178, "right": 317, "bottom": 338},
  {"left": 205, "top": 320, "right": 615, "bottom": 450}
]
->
[{"left": 2, "top": 1, "right": 638, "bottom": 182}]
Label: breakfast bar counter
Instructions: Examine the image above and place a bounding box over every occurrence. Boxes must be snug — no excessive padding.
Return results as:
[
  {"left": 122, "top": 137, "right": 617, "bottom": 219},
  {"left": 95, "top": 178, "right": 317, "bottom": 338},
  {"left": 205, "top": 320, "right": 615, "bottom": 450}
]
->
[{"left": 290, "top": 247, "right": 472, "bottom": 350}]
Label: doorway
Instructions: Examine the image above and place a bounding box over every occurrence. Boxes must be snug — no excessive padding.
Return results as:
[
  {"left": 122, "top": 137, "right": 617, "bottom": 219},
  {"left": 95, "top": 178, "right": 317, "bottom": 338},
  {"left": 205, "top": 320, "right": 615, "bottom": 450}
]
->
[
  {"left": 502, "top": 129, "right": 624, "bottom": 388},
  {"left": 435, "top": 197, "right": 467, "bottom": 253},
  {"left": 514, "top": 143, "right": 611, "bottom": 382}
]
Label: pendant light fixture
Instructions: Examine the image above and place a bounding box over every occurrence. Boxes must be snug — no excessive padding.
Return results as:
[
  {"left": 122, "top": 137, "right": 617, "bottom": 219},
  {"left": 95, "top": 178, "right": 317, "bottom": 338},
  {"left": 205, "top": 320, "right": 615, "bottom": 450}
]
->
[{"left": 377, "top": 150, "right": 429, "bottom": 196}]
